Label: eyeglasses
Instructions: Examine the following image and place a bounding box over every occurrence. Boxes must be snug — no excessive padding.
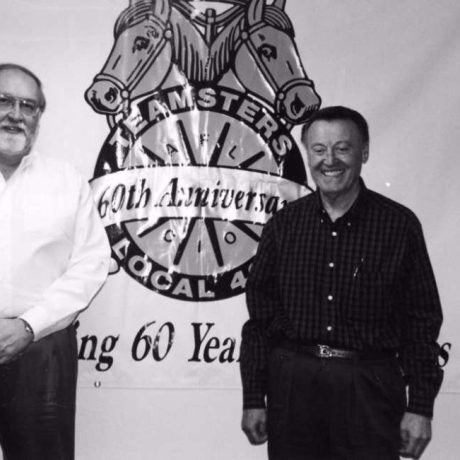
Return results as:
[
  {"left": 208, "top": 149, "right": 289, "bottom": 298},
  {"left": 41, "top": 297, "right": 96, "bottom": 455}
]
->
[{"left": 0, "top": 93, "right": 42, "bottom": 117}]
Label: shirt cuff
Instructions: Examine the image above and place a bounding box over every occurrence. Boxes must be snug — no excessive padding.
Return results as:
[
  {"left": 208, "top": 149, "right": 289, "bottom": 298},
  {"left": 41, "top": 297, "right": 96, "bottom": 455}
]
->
[
  {"left": 243, "top": 391, "right": 266, "bottom": 410},
  {"left": 407, "top": 395, "right": 435, "bottom": 418},
  {"left": 19, "top": 305, "right": 77, "bottom": 342}
]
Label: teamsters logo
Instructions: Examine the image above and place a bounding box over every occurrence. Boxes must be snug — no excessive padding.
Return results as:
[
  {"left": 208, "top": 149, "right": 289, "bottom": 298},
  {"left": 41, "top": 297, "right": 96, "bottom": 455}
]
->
[{"left": 85, "top": 0, "right": 321, "bottom": 301}]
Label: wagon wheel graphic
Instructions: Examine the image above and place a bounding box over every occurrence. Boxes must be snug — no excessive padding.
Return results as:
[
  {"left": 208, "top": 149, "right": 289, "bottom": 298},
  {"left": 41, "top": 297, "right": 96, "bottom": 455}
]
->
[
  {"left": 88, "top": 0, "right": 317, "bottom": 300},
  {"left": 94, "top": 96, "right": 307, "bottom": 300}
]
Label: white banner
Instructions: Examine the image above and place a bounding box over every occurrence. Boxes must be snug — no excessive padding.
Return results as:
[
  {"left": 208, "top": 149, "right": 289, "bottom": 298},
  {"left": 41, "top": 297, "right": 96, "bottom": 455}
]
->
[{"left": 0, "top": 0, "right": 457, "bottom": 395}]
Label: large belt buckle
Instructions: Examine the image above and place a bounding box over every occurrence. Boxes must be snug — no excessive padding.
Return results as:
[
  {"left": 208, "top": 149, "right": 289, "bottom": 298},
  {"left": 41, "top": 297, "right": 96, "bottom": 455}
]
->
[{"left": 317, "top": 344, "right": 332, "bottom": 358}]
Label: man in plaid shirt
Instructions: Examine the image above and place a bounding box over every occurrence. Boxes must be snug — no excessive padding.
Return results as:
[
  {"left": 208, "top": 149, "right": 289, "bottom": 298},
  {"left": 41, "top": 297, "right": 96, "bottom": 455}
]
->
[{"left": 240, "top": 106, "right": 443, "bottom": 460}]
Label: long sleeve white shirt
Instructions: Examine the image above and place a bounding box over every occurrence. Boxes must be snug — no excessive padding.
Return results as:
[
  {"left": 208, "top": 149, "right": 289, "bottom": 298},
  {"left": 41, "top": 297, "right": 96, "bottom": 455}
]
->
[{"left": 0, "top": 151, "right": 111, "bottom": 341}]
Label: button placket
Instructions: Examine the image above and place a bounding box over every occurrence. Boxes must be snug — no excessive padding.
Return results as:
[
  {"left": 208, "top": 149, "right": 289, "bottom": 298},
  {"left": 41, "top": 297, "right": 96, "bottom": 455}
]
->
[{"left": 324, "top": 223, "right": 340, "bottom": 337}]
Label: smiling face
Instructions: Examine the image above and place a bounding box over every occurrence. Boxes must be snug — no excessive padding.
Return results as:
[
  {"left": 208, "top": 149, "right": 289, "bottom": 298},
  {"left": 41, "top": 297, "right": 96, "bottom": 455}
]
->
[
  {"left": 304, "top": 119, "right": 369, "bottom": 201},
  {"left": 0, "top": 68, "right": 42, "bottom": 167}
]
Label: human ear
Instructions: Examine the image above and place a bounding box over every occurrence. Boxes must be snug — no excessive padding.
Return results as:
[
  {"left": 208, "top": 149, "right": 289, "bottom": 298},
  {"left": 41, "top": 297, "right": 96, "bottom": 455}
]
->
[{"left": 362, "top": 143, "right": 369, "bottom": 163}]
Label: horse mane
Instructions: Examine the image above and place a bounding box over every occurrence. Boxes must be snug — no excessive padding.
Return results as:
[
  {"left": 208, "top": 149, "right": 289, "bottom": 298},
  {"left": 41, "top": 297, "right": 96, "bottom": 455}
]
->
[
  {"left": 168, "top": 5, "right": 247, "bottom": 83},
  {"left": 169, "top": 7, "right": 212, "bottom": 83},
  {"left": 263, "top": 5, "right": 295, "bottom": 37},
  {"left": 112, "top": 1, "right": 295, "bottom": 83},
  {"left": 205, "top": 4, "right": 295, "bottom": 82},
  {"left": 114, "top": 1, "right": 155, "bottom": 38},
  {"left": 206, "top": 9, "right": 245, "bottom": 82}
]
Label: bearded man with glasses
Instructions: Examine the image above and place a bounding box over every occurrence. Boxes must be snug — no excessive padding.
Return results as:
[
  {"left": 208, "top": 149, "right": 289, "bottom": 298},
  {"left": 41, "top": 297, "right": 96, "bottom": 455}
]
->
[{"left": 0, "top": 63, "right": 111, "bottom": 460}]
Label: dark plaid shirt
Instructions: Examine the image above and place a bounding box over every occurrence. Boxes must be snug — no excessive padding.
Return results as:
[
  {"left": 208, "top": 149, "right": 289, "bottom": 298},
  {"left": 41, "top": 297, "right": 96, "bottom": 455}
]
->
[{"left": 240, "top": 181, "right": 443, "bottom": 417}]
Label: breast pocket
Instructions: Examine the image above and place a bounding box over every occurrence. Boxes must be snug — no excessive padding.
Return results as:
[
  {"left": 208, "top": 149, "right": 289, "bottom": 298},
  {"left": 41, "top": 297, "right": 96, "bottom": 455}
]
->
[{"left": 349, "top": 271, "right": 393, "bottom": 324}]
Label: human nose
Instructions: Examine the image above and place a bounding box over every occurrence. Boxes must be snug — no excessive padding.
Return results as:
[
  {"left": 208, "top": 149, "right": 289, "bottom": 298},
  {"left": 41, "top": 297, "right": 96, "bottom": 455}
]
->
[
  {"left": 323, "top": 148, "right": 336, "bottom": 165},
  {"left": 6, "top": 100, "right": 24, "bottom": 120}
]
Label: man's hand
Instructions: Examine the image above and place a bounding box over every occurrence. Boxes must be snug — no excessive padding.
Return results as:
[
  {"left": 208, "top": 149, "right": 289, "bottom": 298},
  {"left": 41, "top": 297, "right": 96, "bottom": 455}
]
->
[
  {"left": 0, "top": 318, "right": 34, "bottom": 364},
  {"left": 242, "top": 408, "right": 268, "bottom": 445},
  {"left": 400, "top": 412, "right": 432, "bottom": 459}
]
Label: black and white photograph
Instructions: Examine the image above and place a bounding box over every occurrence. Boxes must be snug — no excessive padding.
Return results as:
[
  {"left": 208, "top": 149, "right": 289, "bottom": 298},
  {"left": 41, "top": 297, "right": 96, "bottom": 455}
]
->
[{"left": 0, "top": 0, "right": 458, "bottom": 458}]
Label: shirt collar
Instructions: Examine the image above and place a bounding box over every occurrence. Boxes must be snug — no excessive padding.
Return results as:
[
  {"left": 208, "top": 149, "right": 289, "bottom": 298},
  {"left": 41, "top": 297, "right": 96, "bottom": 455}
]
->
[
  {"left": 315, "top": 177, "right": 369, "bottom": 224},
  {"left": 20, "top": 150, "right": 38, "bottom": 168},
  {"left": 0, "top": 151, "right": 37, "bottom": 189},
  {"left": 11, "top": 150, "right": 38, "bottom": 177}
]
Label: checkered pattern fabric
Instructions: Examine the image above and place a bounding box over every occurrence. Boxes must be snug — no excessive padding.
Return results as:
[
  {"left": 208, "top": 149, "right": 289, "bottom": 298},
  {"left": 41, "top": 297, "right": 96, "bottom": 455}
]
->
[{"left": 240, "top": 182, "right": 443, "bottom": 417}]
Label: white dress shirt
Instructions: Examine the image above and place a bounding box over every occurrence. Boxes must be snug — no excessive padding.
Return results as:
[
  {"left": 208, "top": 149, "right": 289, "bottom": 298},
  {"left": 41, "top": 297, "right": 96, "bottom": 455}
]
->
[{"left": 0, "top": 152, "right": 111, "bottom": 341}]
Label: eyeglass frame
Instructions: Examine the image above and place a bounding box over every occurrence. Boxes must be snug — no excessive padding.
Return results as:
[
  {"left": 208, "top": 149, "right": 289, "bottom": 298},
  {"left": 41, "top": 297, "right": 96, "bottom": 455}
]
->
[{"left": 0, "top": 93, "right": 44, "bottom": 117}]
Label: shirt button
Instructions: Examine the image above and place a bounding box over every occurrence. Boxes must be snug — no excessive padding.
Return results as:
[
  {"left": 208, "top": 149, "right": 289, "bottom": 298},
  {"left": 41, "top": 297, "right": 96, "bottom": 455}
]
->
[
  {"left": 328, "top": 262, "right": 335, "bottom": 268},
  {"left": 327, "top": 295, "right": 334, "bottom": 301},
  {"left": 331, "top": 231, "right": 338, "bottom": 237},
  {"left": 347, "top": 222, "right": 351, "bottom": 227},
  {"left": 326, "top": 326, "right": 333, "bottom": 332}
]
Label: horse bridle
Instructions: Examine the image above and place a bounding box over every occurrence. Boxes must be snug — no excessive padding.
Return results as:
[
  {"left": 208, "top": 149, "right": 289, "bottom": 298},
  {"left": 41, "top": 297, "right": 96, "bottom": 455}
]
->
[
  {"left": 92, "top": 14, "right": 172, "bottom": 111},
  {"left": 236, "top": 20, "right": 314, "bottom": 116}
]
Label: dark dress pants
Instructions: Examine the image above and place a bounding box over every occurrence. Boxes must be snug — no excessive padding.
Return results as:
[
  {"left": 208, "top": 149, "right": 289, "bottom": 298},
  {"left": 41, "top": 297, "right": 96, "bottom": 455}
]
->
[
  {"left": 0, "top": 326, "right": 78, "bottom": 460},
  {"left": 267, "top": 347, "right": 407, "bottom": 460}
]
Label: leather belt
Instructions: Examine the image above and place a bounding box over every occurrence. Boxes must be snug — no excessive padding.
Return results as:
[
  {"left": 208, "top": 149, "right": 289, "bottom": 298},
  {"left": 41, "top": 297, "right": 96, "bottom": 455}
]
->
[{"left": 278, "top": 341, "right": 395, "bottom": 360}]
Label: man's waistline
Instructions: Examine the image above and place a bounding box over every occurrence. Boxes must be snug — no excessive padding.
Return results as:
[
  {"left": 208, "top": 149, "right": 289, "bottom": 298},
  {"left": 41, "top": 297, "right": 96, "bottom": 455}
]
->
[{"left": 276, "top": 340, "right": 396, "bottom": 360}]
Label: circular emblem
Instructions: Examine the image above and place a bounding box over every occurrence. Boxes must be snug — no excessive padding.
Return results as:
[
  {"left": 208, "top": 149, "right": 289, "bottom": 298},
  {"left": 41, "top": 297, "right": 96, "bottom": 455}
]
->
[{"left": 91, "top": 84, "right": 308, "bottom": 301}]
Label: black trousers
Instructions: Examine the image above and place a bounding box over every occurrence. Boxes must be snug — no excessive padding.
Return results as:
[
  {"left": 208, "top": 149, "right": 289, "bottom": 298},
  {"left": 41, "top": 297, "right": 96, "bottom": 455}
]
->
[
  {"left": 267, "top": 347, "right": 407, "bottom": 460},
  {"left": 0, "top": 326, "right": 78, "bottom": 460}
]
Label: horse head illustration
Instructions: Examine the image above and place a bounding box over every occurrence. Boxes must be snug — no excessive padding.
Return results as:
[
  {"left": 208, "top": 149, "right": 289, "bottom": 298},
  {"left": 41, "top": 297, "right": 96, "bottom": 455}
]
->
[
  {"left": 232, "top": 0, "right": 320, "bottom": 124},
  {"left": 85, "top": 0, "right": 173, "bottom": 115}
]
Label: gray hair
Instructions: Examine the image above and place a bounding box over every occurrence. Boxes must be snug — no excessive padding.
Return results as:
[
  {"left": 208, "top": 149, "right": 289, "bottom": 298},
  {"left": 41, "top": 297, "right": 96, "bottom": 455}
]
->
[{"left": 0, "top": 63, "right": 46, "bottom": 112}]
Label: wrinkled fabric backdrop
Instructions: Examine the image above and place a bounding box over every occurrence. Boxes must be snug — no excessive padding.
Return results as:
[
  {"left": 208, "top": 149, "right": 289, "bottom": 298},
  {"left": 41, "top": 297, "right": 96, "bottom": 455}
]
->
[{"left": 1, "top": 1, "right": 459, "bottom": 459}]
